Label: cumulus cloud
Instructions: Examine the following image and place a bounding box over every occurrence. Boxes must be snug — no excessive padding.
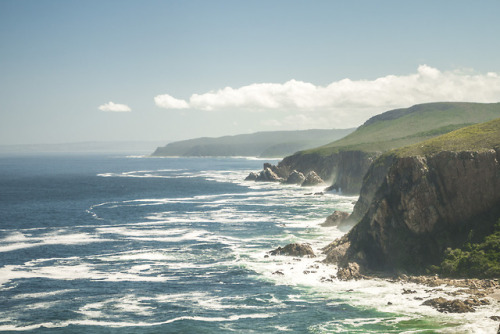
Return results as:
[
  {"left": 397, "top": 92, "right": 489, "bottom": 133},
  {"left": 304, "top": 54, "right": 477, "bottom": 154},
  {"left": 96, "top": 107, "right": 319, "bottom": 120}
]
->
[
  {"left": 98, "top": 101, "right": 131, "bottom": 112},
  {"left": 154, "top": 94, "right": 189, "bottom": 109},
  {"left": 155, "top": 65, "right": 500, "bottom": 128},
  {"left": 155, "top": 65, "right": 500, "bottom": 113}
]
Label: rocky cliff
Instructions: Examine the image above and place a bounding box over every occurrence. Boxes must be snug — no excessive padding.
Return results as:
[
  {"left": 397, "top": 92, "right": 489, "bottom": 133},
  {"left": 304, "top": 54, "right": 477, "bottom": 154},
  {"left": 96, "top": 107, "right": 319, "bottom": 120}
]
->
[
  {"left": 277, "top": 150, "right": 378, "bottom": 194},
  {"left": 324, "top": 119, "right": 500, "bottom": 274}
]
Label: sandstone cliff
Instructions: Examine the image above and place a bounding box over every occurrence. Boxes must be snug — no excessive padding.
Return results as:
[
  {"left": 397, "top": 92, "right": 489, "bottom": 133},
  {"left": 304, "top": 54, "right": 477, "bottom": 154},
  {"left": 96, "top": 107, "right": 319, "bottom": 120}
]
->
[{"left": 325, "top": 119, "right": 500, "bottom": 274}]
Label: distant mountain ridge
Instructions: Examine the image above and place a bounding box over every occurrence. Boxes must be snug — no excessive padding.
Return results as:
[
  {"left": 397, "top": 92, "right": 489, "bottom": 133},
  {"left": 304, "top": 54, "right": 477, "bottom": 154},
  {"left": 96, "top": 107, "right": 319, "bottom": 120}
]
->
[{"left": 151, "top": 128, "right": 355, "bottom": 158}]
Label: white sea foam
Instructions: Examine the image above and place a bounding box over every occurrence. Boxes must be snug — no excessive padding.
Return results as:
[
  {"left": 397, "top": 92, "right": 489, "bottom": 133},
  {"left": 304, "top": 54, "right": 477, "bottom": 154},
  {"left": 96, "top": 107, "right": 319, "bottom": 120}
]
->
[
  {"left": 0, "top": 313, "right": 276, "bottom": 331},
  {"left": 0, "top": 259, "right": 171, "bottom": 287},
  {"left": 13, "top": 289, "right": 78, "bottom": 300},
  {"left": 0, "top": 231, "right": 112, "bottom": 253}
]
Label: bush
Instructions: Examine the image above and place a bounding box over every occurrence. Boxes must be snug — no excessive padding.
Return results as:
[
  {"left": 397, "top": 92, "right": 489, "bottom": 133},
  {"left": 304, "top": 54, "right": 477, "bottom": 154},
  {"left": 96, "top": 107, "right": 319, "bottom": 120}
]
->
[{"left": 438, "top": 220, "right": 500, "bottom": 278}]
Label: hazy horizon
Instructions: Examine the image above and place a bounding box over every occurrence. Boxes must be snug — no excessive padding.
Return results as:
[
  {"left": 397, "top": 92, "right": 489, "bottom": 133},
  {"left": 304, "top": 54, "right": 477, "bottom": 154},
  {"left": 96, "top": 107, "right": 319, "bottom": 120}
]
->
[{"left": 2, "top": 0, "right": 500, "bottom": 146}]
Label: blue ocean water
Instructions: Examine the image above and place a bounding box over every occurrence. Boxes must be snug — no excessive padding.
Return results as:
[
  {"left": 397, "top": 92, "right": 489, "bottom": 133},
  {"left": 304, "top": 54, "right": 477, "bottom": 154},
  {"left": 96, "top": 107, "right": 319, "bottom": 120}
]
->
[{"left": 0, "top": 155, "right": 497, "bottom": 333}]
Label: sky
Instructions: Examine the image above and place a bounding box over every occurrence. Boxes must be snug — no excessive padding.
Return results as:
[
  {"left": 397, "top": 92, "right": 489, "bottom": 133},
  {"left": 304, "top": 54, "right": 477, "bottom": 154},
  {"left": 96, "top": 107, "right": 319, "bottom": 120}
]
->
[{"left": 1, "top": 0, "right": 500, "bottom": 146}]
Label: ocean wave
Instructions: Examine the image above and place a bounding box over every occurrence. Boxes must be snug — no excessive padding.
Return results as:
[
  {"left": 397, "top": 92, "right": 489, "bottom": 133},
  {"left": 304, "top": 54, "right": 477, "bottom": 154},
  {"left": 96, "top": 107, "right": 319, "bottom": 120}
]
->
[
  {"left": 0, "top": 313, "right": 276, "bottom": 331},
  {"left": 0, "top": 231, "right": 113, "bottom": 253}
]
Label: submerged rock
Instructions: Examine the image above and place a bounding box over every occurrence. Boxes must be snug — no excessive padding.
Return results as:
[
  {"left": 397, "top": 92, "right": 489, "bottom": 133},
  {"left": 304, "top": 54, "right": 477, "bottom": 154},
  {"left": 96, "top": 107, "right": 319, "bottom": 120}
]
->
[
  {"left": 270, "top": 243, "right": 315, "bottom": 257},
  {"left": 301, "top": 171, "right": 324, "bottom": 187}
]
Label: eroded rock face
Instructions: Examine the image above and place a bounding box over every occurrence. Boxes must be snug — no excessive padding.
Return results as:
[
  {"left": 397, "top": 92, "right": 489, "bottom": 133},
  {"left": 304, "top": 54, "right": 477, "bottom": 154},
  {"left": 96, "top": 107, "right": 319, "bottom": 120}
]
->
[
  {"left": 301, "top": 171, "right": 324, "bottom": 187},
  {"left": 324, "top": 149, "right": 500, "bottom": 273},
  {"left": 270, "top": 243, "right": 315, "bottom": 257}
]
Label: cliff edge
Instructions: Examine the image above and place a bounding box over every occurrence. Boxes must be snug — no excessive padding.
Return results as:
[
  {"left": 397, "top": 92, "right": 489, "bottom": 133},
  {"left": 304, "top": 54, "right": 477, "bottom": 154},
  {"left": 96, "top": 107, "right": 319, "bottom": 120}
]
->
[{"left": 324, "top": 118, "right": 500, "bottom": 276}]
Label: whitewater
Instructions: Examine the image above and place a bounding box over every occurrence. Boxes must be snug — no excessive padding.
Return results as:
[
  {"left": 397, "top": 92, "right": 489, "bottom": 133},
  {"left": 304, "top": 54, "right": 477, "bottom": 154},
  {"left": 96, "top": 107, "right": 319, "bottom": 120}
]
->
[{"left": 0, "top": 155, "right": 498, "bottom": 333}]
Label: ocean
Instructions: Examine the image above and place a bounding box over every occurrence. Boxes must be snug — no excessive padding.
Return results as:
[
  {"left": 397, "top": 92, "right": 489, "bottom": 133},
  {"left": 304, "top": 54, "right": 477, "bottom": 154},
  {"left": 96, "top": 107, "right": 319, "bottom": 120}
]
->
[{"left": 0, "top": 155, "right": 498, "bottom": 333}]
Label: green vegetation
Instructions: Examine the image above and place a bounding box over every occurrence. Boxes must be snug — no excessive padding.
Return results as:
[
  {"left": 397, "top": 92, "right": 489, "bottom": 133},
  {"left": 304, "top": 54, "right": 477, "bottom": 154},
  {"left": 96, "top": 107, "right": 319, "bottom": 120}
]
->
[
  {"left": 436, "top": 220, "right": 500, "bottom": 278},
  {"left": 396, "top": 117, "right": 500, "bottom": 157},
  {"left": 300, "top": 102, "right": 500, "bottom": 156}
]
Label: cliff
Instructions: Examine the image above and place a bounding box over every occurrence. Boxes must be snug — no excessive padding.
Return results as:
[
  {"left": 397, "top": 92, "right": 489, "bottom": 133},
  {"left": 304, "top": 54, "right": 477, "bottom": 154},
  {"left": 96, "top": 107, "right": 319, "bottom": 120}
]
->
[
  {"left": 264, "top": 102, "right": 500, "bottom": 194},
  {"left": 276, "top": 150, "right": 378, "bottom": 193},
  {"left": 324, "top": 118, "right": 500, "bottom": 275}
]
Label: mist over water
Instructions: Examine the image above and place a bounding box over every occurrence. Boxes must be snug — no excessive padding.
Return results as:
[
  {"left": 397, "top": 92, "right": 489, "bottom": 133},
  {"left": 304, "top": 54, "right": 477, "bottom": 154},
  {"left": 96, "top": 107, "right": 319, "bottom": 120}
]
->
[{"left": 0, "top": 155, "right": 497, "bottom": 333}]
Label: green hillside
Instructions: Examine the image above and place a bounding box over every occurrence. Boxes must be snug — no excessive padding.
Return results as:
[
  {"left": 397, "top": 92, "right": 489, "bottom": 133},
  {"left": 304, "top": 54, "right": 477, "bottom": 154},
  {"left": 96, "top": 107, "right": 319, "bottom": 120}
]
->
[
  {"left": 301, "top": 102, "right": 500, "bottom": 156},
  {"left": 151, "top": 128, "right": 355, "bottom": 157},
  {"left": 396, "top": 117, "right": 500, "bottom": 157}
]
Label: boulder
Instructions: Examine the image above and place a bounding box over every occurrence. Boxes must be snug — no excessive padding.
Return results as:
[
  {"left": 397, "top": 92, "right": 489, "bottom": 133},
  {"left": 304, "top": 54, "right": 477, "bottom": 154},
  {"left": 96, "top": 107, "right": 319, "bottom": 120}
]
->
[
  {"left": 245, "top": 172, "right": 259, "bottom": 181},
  {"left": 285, "top": 170, "right": 306, "bottom": 184},
  {"left": 270, "top": 243, "right": 315, "bottom": 257},
  {"left": 321, "top": 211, "right": 350, "bottom": 227},
  {"left": 336, "top": 262, "right": 363, "bottom": 280},
  {"left": 301, "top": 171, "right": 324, "bottom": 187},
  {"left": 422, "top": 297, "right": 475, "bottom": 313}
]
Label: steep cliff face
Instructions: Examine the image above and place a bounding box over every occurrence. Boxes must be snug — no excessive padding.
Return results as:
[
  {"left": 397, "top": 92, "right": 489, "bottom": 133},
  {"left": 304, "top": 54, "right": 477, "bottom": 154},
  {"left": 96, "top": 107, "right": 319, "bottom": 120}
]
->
[
  {"left": 277, "top": 150, "right": 378, "bottom": 194},
  {"left": 325, "top": 148, "right": 500, "bottom": 272}
]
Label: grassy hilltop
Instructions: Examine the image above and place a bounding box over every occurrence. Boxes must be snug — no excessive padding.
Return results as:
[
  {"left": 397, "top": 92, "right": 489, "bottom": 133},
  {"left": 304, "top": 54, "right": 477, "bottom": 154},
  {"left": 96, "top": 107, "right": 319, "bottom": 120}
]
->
[
  {"left": 396, "top": 116, "right": 500, "bottom": 157},
  {"left": 301, "top": 102, "right": 500, "bottom": 156}
]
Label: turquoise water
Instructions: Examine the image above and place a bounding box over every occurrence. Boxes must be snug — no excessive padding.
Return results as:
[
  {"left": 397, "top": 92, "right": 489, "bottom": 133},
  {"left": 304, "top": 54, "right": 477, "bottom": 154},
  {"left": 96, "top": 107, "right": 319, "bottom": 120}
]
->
[{"left": 0, "top": 155, "right": 497, "bottom": 333}]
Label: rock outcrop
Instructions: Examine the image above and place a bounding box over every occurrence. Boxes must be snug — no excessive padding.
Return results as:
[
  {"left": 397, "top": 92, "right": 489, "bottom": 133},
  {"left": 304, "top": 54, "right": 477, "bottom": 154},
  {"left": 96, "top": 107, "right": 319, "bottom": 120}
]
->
[
  {"left": 245, "top": 172, "right": 259, "bottom": 181},
  {"left": 336, "top": 262, "right": 364, "bottom": 280},
  {"left": 244, "top": 151, "right": 377, "bottom": 193},
  {"left": 301, "top": 171, "right": 324, "bottom": 187},
  {"left": 284, "top": 170, "right": 306, "bottom": 185},
  {"left": 422, "top": 297, "right": 485, "bottom": 313},
  {"left": 255, "top": 167, "right": 284, "bottom": 182},
  {"left": 278, "top": 150, "right": 378, "bottom": 194},
  {"left": 270, "top": 243, "right": 316, "bottom": 257}
]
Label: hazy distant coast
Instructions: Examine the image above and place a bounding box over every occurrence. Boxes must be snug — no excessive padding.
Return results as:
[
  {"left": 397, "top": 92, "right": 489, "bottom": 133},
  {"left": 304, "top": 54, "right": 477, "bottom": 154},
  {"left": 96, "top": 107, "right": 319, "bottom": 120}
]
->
[
  {"left": 0, "top": 141, "right": 167, "bottom": 156},
  {"left": 151, "top": 128, "right": 355, "bottom": 158}
]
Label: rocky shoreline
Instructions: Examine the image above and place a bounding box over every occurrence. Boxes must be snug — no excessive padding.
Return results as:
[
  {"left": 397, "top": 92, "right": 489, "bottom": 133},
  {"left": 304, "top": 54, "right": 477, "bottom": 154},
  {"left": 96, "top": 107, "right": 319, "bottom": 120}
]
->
[
  {"left": 270, "top": 242, "right": 500, "bottom": 332},
  {"left": 373, "top": 273, "right": 499, "bottom": 314}
]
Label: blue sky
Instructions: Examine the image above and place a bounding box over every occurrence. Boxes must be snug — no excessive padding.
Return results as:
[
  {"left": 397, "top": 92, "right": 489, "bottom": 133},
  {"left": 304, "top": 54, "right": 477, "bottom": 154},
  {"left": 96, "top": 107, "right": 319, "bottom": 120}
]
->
[{"left": 1, "top": 0, "right": 500, "bottom": 145}]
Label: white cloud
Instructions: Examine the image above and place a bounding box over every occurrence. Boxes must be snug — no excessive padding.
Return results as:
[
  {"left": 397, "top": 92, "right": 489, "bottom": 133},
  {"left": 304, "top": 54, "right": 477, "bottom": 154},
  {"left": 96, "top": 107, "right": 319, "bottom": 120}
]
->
[
  {"left": 154, "top": 94, "right": 189, "bottom": 109},
  {"left": 155, "top": 65, "right": 500, "bottom": 128},
  {"left": 98, "top": 101, "right": 131, "bottom": 112},
  {"left": 155, "top": 65, "right": 500, "bottom": 112}
]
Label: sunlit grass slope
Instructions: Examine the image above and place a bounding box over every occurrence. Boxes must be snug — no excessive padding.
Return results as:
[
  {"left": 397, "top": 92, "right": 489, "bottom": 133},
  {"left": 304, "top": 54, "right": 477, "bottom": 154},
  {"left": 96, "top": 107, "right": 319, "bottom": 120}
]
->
[
  {"left": 301, "top": 102, "right": 500, "bottom": 156},
  {"left": 396, "top": 116, "right": 500, "bottom": 157}
]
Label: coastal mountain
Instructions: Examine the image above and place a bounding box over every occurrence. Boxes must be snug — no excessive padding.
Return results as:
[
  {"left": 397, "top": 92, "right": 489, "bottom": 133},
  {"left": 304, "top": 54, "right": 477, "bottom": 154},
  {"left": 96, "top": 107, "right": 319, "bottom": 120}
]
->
[
  {"left": 151, "top": 128, "right": 355, "bottom": 158},
  {"left": 267, "top": 102, "right": 500, "bottom": 193},
  {"left": 324, "top": 118, "right": 500, "bottom": 277}
]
